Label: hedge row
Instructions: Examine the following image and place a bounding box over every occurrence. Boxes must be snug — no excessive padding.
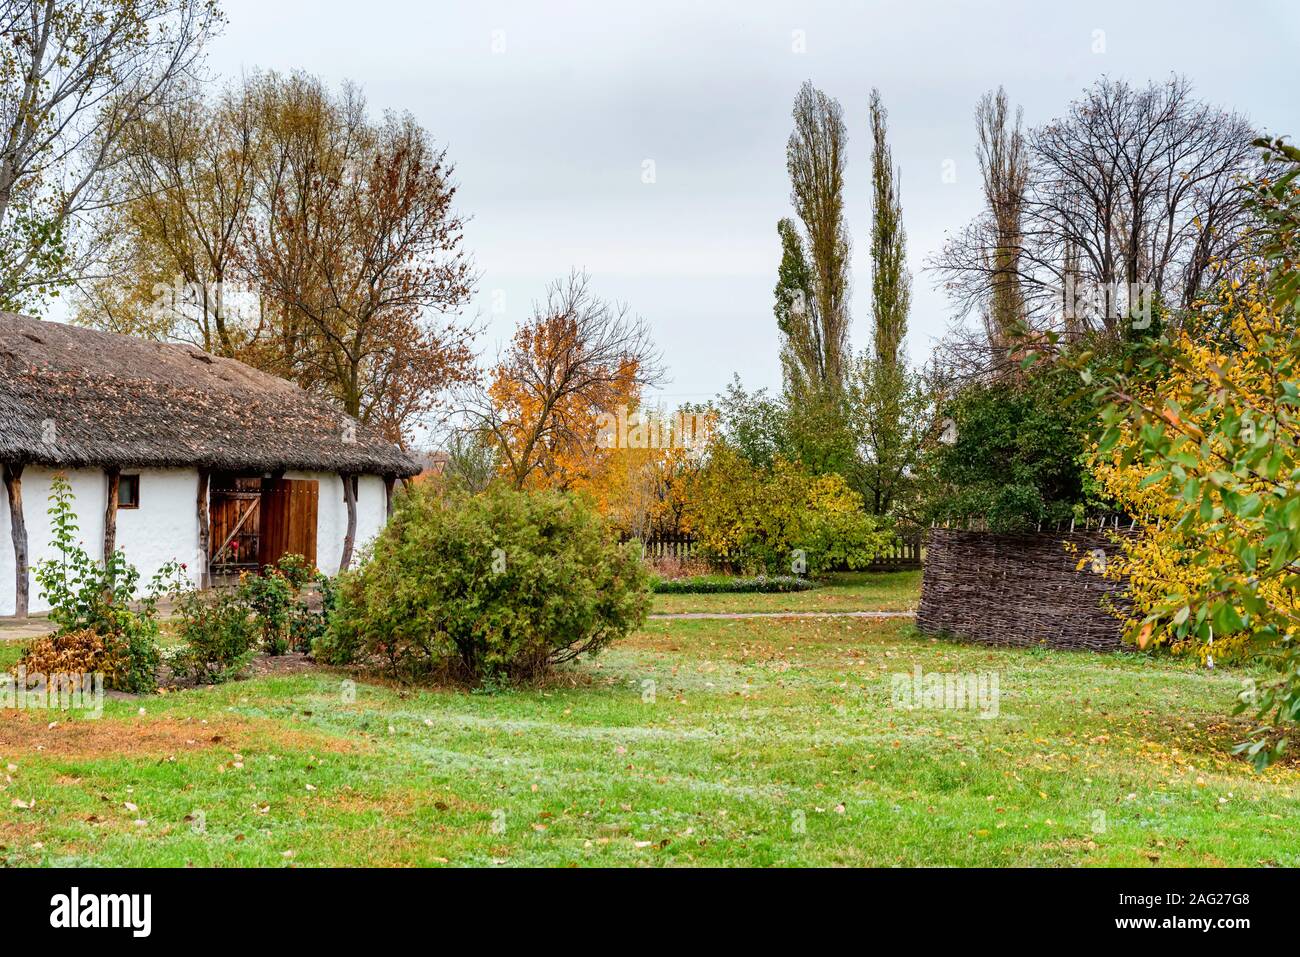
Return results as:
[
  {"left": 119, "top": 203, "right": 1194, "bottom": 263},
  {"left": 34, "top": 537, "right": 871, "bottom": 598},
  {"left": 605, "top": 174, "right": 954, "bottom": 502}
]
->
[{"left": 651, "top": 575, "right": 815, "bottom": 595}]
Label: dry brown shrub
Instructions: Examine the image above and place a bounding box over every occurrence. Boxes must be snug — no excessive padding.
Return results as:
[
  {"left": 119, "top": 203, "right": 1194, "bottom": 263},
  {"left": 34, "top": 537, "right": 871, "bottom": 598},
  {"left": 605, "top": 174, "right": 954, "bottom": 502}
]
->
[{"left": 14, "top": 629, "right": 105, "bottom": 676}]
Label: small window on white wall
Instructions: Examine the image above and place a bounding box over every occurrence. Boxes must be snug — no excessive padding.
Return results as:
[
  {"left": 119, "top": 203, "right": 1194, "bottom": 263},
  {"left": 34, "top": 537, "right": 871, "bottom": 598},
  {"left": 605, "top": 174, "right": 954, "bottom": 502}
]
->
[{"left": 118, "top": 474, "right": 140, "bottom": 509}]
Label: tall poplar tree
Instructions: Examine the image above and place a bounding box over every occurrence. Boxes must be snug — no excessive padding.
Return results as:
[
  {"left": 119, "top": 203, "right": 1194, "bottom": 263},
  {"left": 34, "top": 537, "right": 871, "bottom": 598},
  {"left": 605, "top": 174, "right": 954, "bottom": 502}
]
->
[
  {"left": 850, "top": 89, "right": 926, "bottom": 517},
  {"left": 868, "top": 88, "right": 910, "bottom": 372},
  {"left": 781, "top": 81, "right": 851, "bottom": 395}
]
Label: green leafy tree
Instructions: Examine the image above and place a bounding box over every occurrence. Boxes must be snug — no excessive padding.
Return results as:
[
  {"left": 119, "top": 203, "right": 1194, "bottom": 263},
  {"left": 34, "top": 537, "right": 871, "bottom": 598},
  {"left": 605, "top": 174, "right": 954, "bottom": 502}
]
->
[
  {"left": 781, "top": 81, "right": 851, "bottom": 394},
  {"left": 918, "top": 367, "right": 1101, "bottom": 532},
  {"left": 713, "top": 376, "right": 853, "bottom": 478},
  {"left": 685, "top": 446, "right": 890, "bottom": 575},
  {"left": 783, "top": 387, "right": 856, "bottom": 477},
  {"left": 848, "top": 356, "right": 936, "bottom": 518},
  {"left": 868, "top": 88, "right": 910, "bottom": 375},
  {"left": 713, "top": 377, "right": 790, "bottom": 471},
  {"left": 774, "top": 217, "right": 818, "bottom": 399},
  {"left": 848, "top": 88, "right": 925, "bottom": 518},
  {"left": 442, "top": 430, "right": 501, "bottom": 493},
  {"left": 975, "top": 86, "right": 1028, "bottom": 352}
]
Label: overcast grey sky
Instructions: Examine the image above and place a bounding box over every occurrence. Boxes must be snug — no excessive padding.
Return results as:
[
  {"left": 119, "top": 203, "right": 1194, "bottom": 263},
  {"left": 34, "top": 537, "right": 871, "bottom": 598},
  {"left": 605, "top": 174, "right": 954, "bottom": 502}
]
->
[{"left": 208, "top": 0, "right": 1299, "bottom": 407}]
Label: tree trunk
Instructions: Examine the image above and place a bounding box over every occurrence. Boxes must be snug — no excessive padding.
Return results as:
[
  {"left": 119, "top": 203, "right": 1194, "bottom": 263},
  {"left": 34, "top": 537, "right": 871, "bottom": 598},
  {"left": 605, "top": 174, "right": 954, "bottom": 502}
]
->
[
  {"left": 3, "top": 463, "right": 28, "bottom": 618},
  {"left": 103, "top": 466, "right": 120, "bottom": 568},
  {"left": 340, "top": 473, "right": 358, "bottom": 571},
  {"left": 197, "top": 469, "right": 210, "bottom": 589}
]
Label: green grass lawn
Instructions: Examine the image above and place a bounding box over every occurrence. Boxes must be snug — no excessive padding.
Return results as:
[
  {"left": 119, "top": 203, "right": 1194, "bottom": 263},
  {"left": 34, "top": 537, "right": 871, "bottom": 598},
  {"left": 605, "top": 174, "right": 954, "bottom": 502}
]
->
[
  {"left": 3, "top": 604, "right": 1298, "bottom": 867},
  {"left": 651, "top": 570, "right": 921, "bottom": 614}
]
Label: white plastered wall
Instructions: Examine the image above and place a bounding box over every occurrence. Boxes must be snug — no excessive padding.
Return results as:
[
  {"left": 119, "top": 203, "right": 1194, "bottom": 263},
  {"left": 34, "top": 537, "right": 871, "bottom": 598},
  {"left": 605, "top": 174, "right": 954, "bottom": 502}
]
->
[
  {"left": 0, "top": 466, "right": 203, "bottom": 616},
  {"left": 283, "top": 471, "right": 388, "bottom": 575},
  {"left": 1, "top": 466, "right": 390, "bottom": 615}
]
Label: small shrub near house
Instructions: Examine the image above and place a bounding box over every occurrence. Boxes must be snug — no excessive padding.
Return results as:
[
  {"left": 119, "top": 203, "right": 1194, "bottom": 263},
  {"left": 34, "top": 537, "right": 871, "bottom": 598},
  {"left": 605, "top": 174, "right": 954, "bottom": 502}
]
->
[
  {"left": 317, "top": 483, "right": 651, "bottom": 684},
  {"left": 22, "top": 475, "right": 169, "bottom": 694},
  {"left": 247, "top": 554, "right": 331, "bottom": 656},
  {"left": 240, "top": 565, "right": 295, "bottom": 655},
  {"left": 167, "top": 587, "right": 258, "bottom": 685},
  {"left": 290, "top": 570, "right": 335, "bottom": 651},
  {"left": 168, "top": 553, "right": 329, "bottom": 683}
]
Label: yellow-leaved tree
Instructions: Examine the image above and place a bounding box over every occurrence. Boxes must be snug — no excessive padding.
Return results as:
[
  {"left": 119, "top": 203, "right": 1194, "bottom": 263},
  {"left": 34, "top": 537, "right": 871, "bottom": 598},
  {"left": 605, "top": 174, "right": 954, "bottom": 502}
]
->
[
  {"left": 684, "top": 446, "right": 890, "bottom": 575},
  {"left": 580, "top": 406, "right": 716, "bottom": 539},
  {"left": 1090, "top": 262, "right": 1300, "bottom": 663}
]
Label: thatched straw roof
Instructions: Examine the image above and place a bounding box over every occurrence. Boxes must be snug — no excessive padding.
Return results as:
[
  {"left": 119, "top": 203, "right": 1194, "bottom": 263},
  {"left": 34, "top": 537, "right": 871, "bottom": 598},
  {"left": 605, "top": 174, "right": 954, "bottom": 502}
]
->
[{"left": 0, "top": 313, "right": 419, "bottom": 477}]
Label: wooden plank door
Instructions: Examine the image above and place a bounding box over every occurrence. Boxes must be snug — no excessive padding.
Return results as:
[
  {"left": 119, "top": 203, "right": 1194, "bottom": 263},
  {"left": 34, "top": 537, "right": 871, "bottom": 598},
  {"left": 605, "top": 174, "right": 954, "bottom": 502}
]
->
[
  {"left": 210, "top": 491, "right": 260, "bottom": 567},
  {"left": 258, "top": 479, "right": 319, "bottom": 569}
]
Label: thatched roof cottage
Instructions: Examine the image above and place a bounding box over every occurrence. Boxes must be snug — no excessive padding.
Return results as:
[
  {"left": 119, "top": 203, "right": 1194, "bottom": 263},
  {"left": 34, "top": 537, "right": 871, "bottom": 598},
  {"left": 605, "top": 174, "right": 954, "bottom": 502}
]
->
[{"left": 0, "top": 313, "right": 419, "bottom": 617}]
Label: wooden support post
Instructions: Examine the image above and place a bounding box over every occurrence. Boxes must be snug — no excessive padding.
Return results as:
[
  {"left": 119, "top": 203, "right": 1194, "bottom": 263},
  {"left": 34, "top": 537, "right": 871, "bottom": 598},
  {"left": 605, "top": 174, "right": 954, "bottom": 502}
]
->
[
  {"left": 197, "top": 469, "right": 210, "bottom": 589},
  {"left": 103, "top": 466, "right": 120, "bottom": 568},
  {"left": 340, "top": 473, "right": 357, "bottom": 571},
  {"left": 383, "top": 476, "right": 395, "bottom": 520},
  {"left": 3, "top": 463, "right": 28, "bottom": 618}
]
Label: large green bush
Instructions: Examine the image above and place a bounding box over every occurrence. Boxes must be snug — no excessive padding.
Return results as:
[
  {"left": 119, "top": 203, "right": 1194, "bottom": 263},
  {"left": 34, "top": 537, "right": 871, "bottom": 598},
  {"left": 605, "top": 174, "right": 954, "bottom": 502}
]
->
[{"left": 317, "top": 483, "right": 651, "bottom": 683}]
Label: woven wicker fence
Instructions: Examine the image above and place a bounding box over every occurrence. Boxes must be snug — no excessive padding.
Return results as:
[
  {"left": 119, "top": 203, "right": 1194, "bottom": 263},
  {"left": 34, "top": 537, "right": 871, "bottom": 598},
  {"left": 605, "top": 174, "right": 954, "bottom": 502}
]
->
[{"left": 916, "top": 527, "right": 1134, "bottom": 651}]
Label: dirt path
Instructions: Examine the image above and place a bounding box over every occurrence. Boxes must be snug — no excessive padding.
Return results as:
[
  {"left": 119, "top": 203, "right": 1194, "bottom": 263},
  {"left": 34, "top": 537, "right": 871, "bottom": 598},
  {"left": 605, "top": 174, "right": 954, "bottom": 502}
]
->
[
  {"left": 648, "top": 610, "right": 915, "bottom": 620},
  {"left": 0, "top": 619, "right": 55, "bottom": 642}
]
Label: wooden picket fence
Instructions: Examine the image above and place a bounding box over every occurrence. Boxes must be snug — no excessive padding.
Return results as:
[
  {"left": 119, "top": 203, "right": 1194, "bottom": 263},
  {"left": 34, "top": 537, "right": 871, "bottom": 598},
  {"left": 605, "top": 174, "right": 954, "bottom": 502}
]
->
[
  {"left": 630, "top": 530, "right": 697, "bottom": 561},
  {"left": 867, "top": 532, "right": 922, "bottom": 570},
  {"left": 622, "top": 529, "right": 922, "bottom": 571}
]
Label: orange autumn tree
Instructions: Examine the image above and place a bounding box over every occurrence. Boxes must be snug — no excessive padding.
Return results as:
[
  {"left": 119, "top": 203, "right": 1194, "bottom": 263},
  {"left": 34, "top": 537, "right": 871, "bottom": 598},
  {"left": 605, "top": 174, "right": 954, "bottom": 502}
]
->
[
  {"left": 583, "top": 404, "right": 716, "bottom": 539},
  {"left": 489, "top": 344, "right": 641, "bottom": 491},
  {"left": 462, "top": 272, "right": 662, "bottom": 494}
]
